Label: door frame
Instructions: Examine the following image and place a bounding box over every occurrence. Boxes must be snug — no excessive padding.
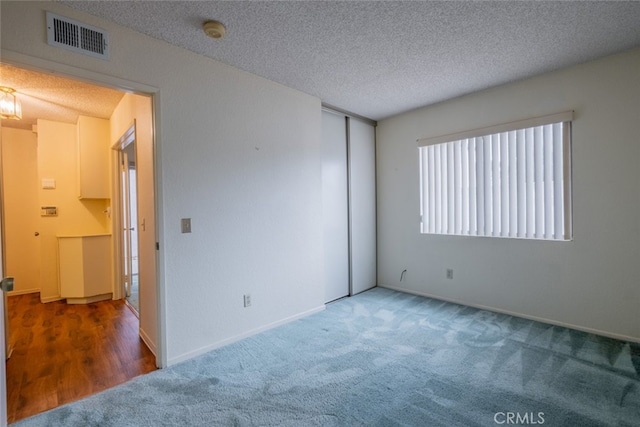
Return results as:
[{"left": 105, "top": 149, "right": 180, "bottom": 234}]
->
[
  {"left": 0, "top": 51, "right": 167, "bottom": 381},
  {"left": 0, "top": 112, "right": 9, "bottom": 426}
]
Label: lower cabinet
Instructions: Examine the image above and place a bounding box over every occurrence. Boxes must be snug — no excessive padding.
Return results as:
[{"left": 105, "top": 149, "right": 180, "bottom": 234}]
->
[{"left": 58, "top": 234, "right": 112, "bottom": 304}]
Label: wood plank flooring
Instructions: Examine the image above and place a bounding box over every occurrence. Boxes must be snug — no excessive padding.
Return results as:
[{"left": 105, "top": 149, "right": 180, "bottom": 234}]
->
[{"left": 5, "top": 293, "right": 157, "bottom": 423}]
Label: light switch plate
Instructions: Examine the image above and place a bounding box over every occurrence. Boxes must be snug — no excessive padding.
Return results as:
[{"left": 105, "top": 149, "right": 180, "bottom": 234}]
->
[
  {"left": 181, "top": 218, "right": 191, "bottom": 233},
  {"left": 42, "top": 178, "right": 56, "bottom": 189}
]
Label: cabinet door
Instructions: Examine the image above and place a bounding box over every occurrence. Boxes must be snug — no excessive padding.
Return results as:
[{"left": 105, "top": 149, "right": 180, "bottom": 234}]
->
[
  {"left": 59, "top": 236, "right": 112, "bottom": 298},
  {"left": 82, "top": 236, "right": 112, "bottom": 296},
  {"left": 58, "top": 237, "right": 85, "bottom": 298},
  {"left": 77, "top": 116, "right": 110, "bottom": 199}
]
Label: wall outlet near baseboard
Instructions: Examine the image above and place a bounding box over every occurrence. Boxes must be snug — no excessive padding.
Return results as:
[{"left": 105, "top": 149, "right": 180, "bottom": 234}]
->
[
  {"left": 446, "top": 269, "right": 454, "bottom": 280},
  {"left": 243, "top": 294, "right": 252, "bottom": 307}
]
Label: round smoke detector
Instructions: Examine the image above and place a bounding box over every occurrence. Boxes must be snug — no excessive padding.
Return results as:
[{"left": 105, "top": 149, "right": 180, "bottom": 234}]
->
[{"left": 203, "top": 20, "right": 226, "bottom": 39}]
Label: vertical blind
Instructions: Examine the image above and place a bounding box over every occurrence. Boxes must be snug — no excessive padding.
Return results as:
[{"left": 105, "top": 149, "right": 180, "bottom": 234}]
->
[{"left": 418, "top": 112, "right": 573, "bottom": 241}]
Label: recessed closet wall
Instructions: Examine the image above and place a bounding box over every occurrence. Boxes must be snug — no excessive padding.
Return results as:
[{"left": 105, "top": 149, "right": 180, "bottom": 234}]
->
[{"left": 322, "top": 109, "right": 377, "bottom": 302}]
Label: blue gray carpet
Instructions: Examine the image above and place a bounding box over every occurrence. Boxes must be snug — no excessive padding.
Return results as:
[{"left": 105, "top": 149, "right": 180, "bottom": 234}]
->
[{"left": 13, "top": 287, "right": 640, "bottom": 426}]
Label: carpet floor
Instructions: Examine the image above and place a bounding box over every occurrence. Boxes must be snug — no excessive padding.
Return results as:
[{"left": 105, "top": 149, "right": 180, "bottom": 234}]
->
[{"left": 13, "top": 287, "right": 640, "bottom": 426}]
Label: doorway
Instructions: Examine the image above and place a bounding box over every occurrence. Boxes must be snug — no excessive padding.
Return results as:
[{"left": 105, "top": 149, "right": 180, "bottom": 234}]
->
[{"left": 0, "top": 61, "right": 160, "bottom": 421}]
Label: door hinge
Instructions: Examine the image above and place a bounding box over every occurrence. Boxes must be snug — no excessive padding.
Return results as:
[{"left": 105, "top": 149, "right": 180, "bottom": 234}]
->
[{"left": 156, "top": 242, "right": 160, "bottom": 250}]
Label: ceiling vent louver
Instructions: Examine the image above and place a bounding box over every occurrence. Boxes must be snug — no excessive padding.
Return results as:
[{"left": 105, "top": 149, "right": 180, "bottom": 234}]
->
[{"left": 46, "top": 12, "right": 109, "bottom": 60}]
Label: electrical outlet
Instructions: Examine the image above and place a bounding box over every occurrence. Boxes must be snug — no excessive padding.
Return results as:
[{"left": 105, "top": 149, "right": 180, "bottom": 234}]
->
[
  {"left": 243, "top": 294, "right": 251, "bottom": 308},
  {"left": 446, "top": 268, "right": 454, "bottom": 280}
]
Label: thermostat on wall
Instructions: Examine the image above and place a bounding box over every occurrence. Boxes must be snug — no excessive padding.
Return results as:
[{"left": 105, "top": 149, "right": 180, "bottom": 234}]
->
[{"left": 41, "top": 206, "right": 58, "bottom": 217}]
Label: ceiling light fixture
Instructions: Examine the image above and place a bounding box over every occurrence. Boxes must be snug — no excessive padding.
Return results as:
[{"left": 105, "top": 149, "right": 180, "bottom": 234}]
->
[
  {"left": 0, "top": 86, "right": 22, "bottom": 120},
  {"left": 203, "top": 20, "right": 226, "bottom": 39}
]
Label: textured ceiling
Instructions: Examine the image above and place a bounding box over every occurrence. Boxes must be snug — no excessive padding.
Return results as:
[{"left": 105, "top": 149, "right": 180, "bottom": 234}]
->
[
  {"left": 58, "top": 0, "right": 640, "bottom": 121},
  {"left": 1, "top": 2, "right": 639, "bottom": 126},
  {"left": 0, "top": 63, "right": 124, "bottom": 131}
]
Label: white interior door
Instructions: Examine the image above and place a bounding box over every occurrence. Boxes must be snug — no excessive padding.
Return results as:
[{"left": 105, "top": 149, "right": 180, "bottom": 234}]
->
[
  {"left": 348, "top": 118, "right": 377, "bottom": 295},
  {"left": 122, "top": 144, "right": 139, "bottom": 312},
  {"left": 127, "top": 164, "right": 139, "bottom": 308},
  {"left": 322, "top": 111, "right": 350, "bottom": 302},
  {"left": 1, "top": 131, "right": 40, "bottom": 296},
  {"left": 121, "top": 150, "right": 133, "bottom": 299},
  {"left": 117, "top": 127, "right": 139, "bottom": 313}
]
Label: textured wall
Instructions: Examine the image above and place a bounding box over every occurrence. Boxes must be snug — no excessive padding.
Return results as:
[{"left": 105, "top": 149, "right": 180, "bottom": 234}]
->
[
  {"left": 1, "top": 1, "right": 325, "bottom": 364},
  {"left": 377, "top": 48, "right": 640, "bottom": 342}
]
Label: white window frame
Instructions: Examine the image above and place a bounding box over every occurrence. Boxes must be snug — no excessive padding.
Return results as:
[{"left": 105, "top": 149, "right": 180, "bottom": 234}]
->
[{"left": 417, "top": 111, "right": 573, "bottom": 241}]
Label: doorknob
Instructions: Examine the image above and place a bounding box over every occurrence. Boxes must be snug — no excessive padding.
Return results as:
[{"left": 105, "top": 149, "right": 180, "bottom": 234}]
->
[
  {"left": 34, "top": 232, "right": 40, "bottom": 236},
  {"left": 1, "top": 277, "right": 14, "bottom": 292}
]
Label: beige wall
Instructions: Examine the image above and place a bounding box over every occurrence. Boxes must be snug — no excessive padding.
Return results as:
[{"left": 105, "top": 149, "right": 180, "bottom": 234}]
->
[
  {"left": 36, "top": 119, "right": 110, "bottom": 301},
  {"left": 1, "top": 128, "right": 40, "bottom": 294},
  {"left": 376, "top": 48, "right": 640, "bottom": 341},
  {"left": 110, "top": 93, "right": 158, "bottom": 356}
]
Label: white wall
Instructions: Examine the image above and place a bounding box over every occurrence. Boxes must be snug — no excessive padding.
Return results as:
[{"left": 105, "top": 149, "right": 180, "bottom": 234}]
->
[
  {"left": 377, "top": 48, "right": 640, "bottom": 342},
  {"left": 0, "top": 1, "right": 325, "bottom": 364}
]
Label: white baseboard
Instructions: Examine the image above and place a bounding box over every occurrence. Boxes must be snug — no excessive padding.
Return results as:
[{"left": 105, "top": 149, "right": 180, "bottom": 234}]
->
[
  {"left": 379, "top": 284, "right": 640, "bottom": 344},
  {"left": 7, "top": 288, "right": 39, "bottom": 297},
  {"left": 167, "top": 305, "right": 326, "bottom": 366},
  {"left": 40, "top": 295, "right": 64, "bottom": 303},
  {"left": 139, "top": 327, "right": 157, "bottom": 358},
  {"left": 65, "top": 293, "right": 112, "bottom": 305}
]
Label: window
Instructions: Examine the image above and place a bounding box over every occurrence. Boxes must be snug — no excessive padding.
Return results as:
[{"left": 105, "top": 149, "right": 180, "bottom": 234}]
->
[{"left": 418, "top": 111, "right": 573, "bottom": 241}]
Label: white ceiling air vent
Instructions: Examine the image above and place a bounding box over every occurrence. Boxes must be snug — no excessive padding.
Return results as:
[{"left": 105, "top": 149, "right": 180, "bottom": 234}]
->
[{"left": 46, "top": 12, "right": 109, "bottom": 60}]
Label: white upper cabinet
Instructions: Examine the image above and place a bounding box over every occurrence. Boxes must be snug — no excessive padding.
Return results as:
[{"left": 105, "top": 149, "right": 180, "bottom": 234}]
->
[{"left": 77, "top": 115, "right": 110, "bottom": 199}]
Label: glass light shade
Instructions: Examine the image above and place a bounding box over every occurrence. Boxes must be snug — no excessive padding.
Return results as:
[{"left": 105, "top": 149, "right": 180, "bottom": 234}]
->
[{"left": 0, "top": 87, "right": 22, "bottom": 120}]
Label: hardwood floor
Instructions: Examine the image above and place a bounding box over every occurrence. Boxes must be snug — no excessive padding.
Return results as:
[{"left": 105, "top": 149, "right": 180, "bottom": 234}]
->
[{"left": 5, "top": 293, "right": 157, "bottom": 423}]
